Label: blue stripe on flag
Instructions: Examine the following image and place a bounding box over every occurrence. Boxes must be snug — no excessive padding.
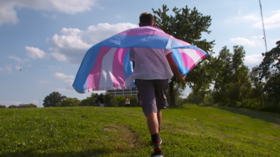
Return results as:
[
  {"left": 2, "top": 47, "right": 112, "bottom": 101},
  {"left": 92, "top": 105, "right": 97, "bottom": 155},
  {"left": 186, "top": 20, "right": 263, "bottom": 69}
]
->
[
  {"left": 171, "top": 49, "right": 187, "bottom": 74},
  {"left": 197, "top": 47, "right": 209, "bottom": 56},
  {"left": 123, "top": 49, "right": 135, "bottom": 87},
  {"left": 123, "top": 49, "right": 133, "bottom": 79},
  {"left": 171, "top": 49, "right": 190, "bottom": 75},
  {"left": 73, "top": 46, "right": 101, "bottom": 93}
]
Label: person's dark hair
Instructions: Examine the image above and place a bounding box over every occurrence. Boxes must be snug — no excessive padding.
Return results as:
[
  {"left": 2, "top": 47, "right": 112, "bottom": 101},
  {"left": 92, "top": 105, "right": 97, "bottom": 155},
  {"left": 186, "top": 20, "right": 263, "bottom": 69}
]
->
[{"left": 139, "top": 12, "right": 154, "bottom": 26}]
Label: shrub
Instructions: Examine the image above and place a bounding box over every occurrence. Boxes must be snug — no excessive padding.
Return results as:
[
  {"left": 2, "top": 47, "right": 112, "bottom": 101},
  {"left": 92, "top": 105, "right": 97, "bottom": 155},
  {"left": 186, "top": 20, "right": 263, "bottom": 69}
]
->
[
  {"left": 8, "top": 105, "right": 18, "bottom": 108},
  {"left": 104, "top": 94, "right": 118, "bottom": 107}
]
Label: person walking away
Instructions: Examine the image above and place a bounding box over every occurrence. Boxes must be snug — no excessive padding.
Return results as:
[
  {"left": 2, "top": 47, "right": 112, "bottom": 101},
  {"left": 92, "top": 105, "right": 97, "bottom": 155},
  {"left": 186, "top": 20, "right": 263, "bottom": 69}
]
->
[{"left": 128, "top": 12, "right": 186, "bottom": 157}]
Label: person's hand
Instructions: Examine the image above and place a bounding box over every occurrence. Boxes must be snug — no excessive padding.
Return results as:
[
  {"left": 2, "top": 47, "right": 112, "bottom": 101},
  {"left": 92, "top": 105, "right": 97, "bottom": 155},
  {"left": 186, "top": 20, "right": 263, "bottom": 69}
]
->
[{"left": 178, "top": 74, "right": 186, "bottom": 82}]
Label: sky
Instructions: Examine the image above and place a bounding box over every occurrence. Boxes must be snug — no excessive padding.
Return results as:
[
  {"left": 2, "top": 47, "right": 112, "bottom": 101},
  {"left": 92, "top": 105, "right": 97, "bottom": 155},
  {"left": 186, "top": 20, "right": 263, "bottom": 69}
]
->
[{"left": 0, "top": 0, "right": 279, "bottom": 107}]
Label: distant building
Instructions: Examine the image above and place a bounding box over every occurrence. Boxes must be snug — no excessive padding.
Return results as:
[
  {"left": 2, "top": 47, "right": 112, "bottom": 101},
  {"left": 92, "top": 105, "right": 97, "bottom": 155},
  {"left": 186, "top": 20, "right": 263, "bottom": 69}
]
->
[
  {"left": 106, "top": 88, "right": 138, "bottom": 96},
  {"left": 18, "top": 104, "right": 29, "bottom": 108}
]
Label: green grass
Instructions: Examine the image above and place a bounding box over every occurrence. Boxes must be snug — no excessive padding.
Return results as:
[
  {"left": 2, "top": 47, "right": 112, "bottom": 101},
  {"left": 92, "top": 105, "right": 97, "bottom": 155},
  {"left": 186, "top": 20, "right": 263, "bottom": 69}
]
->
[{"left": 0, "top": 104, "right": 280, "bottom": 157}]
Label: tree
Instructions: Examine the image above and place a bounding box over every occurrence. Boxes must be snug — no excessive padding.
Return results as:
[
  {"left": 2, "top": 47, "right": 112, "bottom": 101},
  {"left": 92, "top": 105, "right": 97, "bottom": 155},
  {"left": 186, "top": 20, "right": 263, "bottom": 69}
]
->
[
  {"left": 43, "top": 91, "right": 66, "bottom": 107},
  {"left": 61, "top": 98, "right": 80, "bottom": 107},
  {"left": 249, "top": 66, "right": 265, "bottom": 108},
  {"left": 212, "top": 46, "right": 252, "bottom": 107},
  {"left": 104, "top": 94, "right": 118, "bottom": 107},
  {"left": 8, "top": 105, "right": 18, "bottom": 108},
  {"left": 27, "top": 103, "right": 37, "bottom": 108},
  {"left": 0, "top": 105, "right": 6, "bottom": 108},
  {"left": 258, "top": 40, "right": 280, "bottom": 111},
  {"left": 166, "top": 82, "right": 185, "bottom": 106},
  {"left": 79, "top": 93, "right": 97, "bottom": 106},
  {"left": 152, "top": 5, "right": 215, "bottom": 106}
]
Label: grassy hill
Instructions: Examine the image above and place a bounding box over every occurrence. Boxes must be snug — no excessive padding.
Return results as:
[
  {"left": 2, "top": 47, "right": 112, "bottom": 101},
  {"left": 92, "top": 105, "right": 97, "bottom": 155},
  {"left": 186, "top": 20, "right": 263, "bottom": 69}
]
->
[{"left": 0, "top": 105, "right": 280, "bottom": 157}]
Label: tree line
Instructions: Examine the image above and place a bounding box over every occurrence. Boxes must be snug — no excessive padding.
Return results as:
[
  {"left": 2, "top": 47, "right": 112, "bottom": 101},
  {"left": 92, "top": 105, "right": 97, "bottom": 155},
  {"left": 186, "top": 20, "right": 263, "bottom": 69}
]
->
[
  {"left": 0, "top": 104, "right": 37, "bottom": 108},
  {"left": 153, "top": 4, "right": 280, "bottom": 113},
  {"left": 42, "top": 91, "right": 140, "bottom": 107}
]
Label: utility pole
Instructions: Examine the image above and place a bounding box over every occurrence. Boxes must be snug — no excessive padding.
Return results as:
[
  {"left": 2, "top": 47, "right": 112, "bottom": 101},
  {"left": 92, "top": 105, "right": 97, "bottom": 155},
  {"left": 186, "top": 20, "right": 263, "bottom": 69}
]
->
[{"left": 259, "top": 0, "right": 268, "bottom": 52}]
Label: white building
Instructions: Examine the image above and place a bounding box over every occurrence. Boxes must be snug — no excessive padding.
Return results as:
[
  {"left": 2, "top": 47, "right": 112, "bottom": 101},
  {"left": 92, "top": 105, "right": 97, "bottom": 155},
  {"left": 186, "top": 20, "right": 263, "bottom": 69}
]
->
[{"left": 106, "top": 88, "right": 139, "bottom": 96}]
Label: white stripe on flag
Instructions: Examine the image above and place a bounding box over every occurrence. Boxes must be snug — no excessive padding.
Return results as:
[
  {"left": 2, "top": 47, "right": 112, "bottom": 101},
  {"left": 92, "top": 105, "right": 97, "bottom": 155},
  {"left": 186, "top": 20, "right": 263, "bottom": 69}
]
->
[
  {"left": 179, "top": 49, "right": 201, "bottom": 63},
  {"left": 99, "top": 48, "right": 117, "bottom": 89}
]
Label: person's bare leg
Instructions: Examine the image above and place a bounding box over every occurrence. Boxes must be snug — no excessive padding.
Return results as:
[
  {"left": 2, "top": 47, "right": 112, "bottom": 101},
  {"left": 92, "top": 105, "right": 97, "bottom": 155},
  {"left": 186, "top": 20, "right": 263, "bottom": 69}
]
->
[
  {"left": 157, "top": 110, "right": 162, "bottom": 133},
  {"left": 147, "top": 112, "right": 159, "bottom": 135}
]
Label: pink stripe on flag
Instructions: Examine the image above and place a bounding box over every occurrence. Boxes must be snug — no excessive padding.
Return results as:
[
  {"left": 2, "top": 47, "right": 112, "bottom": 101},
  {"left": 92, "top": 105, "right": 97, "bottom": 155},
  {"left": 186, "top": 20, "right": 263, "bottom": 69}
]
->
[
  {"left": 118, "top": 27, "right": 170, "bottom": 36},
  {"left": 195, "top": 49, "right": 207, "bottom": 59},
  {"left": 118, "top": 27, "right": 191, "bottom": 47},
  {"left": 87, "top": 47, "right": 111, "bottom": 90},
  {"left": 180, "top": 52, "right": 196, "bottom": 70},
  {"left": 112, "top": 48, "right": 127, "bottom": 88}
]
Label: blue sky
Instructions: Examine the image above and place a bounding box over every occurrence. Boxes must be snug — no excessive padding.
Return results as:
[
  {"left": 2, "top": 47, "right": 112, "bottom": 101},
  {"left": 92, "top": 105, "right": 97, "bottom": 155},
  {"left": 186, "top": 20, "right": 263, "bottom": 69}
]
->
[{"left": 0, "top": 0, "right": 279, "bottom": 107}]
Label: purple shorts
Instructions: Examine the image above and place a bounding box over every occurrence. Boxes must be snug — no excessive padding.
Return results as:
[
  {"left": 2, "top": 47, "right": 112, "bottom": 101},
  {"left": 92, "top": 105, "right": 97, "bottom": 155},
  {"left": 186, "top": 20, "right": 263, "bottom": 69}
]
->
[{"left": 135, "top": 79, "right": 168, "bottom": 116}]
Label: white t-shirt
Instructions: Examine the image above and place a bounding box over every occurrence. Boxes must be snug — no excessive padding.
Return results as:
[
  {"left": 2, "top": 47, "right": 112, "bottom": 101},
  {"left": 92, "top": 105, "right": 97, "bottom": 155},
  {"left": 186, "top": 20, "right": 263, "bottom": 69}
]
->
[
  {"left": 125, "top": 98, "right": 130, "bottom": 104},
  {"left": 124, "top": 48, "right": 173, "bottom": 86}
]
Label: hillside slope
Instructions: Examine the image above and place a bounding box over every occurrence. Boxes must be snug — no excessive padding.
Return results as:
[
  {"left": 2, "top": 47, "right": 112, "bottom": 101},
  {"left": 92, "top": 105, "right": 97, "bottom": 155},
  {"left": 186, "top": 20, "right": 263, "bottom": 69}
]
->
[{"left": 0, "top": 105, "right": 279, "bottom": 157}]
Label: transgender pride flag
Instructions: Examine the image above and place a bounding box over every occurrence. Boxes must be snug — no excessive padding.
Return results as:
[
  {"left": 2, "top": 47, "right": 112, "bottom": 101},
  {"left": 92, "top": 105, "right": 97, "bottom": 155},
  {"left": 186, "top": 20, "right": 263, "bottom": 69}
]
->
[{"left": 73, "top": 26, "right": 209, "bottom": 93}]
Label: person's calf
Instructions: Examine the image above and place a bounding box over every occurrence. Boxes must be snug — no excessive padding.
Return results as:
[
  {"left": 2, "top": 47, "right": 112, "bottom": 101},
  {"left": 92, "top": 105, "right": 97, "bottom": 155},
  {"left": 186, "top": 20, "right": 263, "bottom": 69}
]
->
[
  {"left": 151, "top": 134, "right": 163, "bottom": 156},
  {"left": 147, "top": 112, "right": 159, "bottom": 135}
]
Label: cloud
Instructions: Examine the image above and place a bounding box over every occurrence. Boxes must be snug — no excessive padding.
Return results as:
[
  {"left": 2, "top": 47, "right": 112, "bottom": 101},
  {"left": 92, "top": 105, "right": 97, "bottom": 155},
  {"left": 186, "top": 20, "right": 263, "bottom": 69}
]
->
[
  {"left": 48, "top": 65, "right": 61, "bottom": 71},
  {"left": 25, "top": 47, "right": 46, "bottom": 59},
  {"left": 8, "top": 56, "right": 29, "bottom": 63},
  {"left": 54, "top": 72, "right": 74, "bottom": 80},
  {"left": 229, "top": 10, "right": 280, "bottom": 29},
  {"left": 241, "top": 14, "right": 260, "bottom": 22},
  {"left": 245, "top": 54, "right": 264, "bottom": 65},
  {"left": 42, "top": 13, "right": 57, "bottom": 19},
  {"left": 0, "top": 64, "right": 13, "bottom": 72},
  {"left": 0, "top": 0, "right": 98, "bottom": 26},
  {"left": 230, "top": 36, "right": 263, "bottom": 47},
  {"left": 64, "top": 80, "right": 74, "bottom": 87},
  {"left": 0, "top": 2, "right": 18, "bottom": 26},
  {"left": 55, "top": 88, "right": 72, "bottom": 92},
  {"left": 53, "top": 72, "right": 75, "bottom": 91},
  {"left": 15, "top": 65, "right": 21, "bottom": 71},
  {"left": 0, "top": 64, "right": 24, "bottom": 72},
  {"left": 48, "top": 23, "right": 137, "bottom": 64},
  {"left": 253, "top": 10, "right": 280, "bottom": 29}
]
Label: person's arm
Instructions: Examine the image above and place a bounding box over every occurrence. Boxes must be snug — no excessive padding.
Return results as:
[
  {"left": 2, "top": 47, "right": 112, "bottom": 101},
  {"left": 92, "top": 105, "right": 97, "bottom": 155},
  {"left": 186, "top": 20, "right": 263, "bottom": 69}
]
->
[{"left": 166, "top": 53, "right": 186, "bottom": 82}]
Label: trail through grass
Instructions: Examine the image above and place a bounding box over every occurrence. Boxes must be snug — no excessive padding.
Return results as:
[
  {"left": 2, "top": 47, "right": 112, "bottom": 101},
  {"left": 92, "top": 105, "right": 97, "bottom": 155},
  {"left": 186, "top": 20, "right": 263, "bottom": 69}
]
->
[{"left": 0, "top": 105, "right": 280, "bottom": 157}]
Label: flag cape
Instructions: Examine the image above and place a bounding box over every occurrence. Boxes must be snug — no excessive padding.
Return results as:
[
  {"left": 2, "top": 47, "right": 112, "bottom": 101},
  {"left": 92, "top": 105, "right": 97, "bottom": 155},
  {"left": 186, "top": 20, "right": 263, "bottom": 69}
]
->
[{"left": 73, "top": 26, "right": 209, "bottom": 93}]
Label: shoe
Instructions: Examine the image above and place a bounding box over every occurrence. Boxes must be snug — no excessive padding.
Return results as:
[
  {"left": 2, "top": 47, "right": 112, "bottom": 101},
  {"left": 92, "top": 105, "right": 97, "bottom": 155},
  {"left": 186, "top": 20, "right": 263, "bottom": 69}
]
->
[
  {"left": 150, "top": 137, "right": 162, "bottom": 146},
  {"left": 149, "top": 151, "right": 163, "bottom": 157}
]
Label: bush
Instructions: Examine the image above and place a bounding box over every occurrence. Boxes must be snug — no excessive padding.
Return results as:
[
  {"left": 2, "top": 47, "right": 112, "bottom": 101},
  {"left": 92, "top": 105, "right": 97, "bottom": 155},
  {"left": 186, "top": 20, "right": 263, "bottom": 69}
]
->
[
  {"left": 27, "top": 104, "right": 38, "bottom": 108},
  {"left": 129, "top": 96, "right": 138, "bottom": 107},
  {"left": 116, "top": 95, "right": 125, "bottom": 107},
  {"left": 199, "top": 95, "right": 214, "bottom": 106},
  {"left": 8, "top": 105, "right": 18, "bottom": 108},
  {"left": 104, "top": 94, "right": 118, "bottom": 107},
  {"left": 103, "top": 94, "right": 138, "bottom": 107}
]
